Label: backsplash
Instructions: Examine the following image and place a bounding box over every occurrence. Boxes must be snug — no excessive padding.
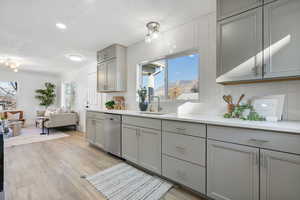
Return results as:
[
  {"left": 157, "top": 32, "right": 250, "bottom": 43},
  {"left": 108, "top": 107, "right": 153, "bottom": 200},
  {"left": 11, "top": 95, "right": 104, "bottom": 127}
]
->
[{"left": 220, "top": 80, "right": 300, "bottom": 121}]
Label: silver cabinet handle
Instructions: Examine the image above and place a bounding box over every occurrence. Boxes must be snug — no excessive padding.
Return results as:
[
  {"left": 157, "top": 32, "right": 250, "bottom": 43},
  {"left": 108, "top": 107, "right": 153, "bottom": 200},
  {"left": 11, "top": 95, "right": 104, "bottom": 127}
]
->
[
  {"left": 248, "top": 138, "right": 269, "bottom": 145},
  {"left": 175, "top": 127, "right": 186, "bottom": 132},
  {"left": 264, "top": 154, "right": 268, "bottom": 169},
  {"left": 263, "top": 64, "right": 267, "bottom": 75},
  {"left": 136, "top": 129, "right": 140, "bottom": 136},
  {"left": 260, "top": 153, "right": 269, "bottom": 168},
  {"left": 252, "top": 152, "right": 259, "bottom": 166},
  {"left": 252, "top": 66, "right": 259, "bottom": 76},
  {"left": 175, "top": 146, "right": 186, "bottom": 154}
]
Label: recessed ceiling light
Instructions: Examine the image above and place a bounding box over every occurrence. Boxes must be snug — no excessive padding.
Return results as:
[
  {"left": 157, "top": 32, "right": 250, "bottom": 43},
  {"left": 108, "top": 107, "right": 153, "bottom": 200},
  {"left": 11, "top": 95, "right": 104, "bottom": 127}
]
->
[
  {"left": 66, "top": 54, "right": 84, "bottom": 62},
  {"left": 56, "top": 22, "right": 67, "bottom": 30}
]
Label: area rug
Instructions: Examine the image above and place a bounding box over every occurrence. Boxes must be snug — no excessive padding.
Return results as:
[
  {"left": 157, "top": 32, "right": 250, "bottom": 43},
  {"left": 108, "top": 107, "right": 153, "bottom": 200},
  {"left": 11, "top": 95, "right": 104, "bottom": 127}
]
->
[
  {"left": 86, "top": 163, "right": 173, "bottom": 200},
  {"left": 4, "top": 127, "right": 69, "bottom": 148}
]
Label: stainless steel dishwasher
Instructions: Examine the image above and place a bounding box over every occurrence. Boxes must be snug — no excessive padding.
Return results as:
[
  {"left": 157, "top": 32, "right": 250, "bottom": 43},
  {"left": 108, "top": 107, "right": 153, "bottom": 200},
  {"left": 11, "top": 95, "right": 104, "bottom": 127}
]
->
[{"left": 103, "top": 114, "right": 121, "bottom": 157}]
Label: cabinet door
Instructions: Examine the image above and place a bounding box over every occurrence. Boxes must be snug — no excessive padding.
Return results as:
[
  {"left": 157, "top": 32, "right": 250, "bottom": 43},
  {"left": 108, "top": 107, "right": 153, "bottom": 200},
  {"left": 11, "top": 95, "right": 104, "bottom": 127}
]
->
[
  {"left": 122, "top": 125, "right": 139, "bottom": 164},
  {"left": 261, "top": 150, "right": 300, "bottom": 200},
  {"left": 97, "top": 62, "right": 107, "bottom": 91},
  {"left": 207, "top": 140, "right": 259, "bottom": 200},
  {"left": 263, "top": 0, "right": 300, "bottom": 78},
  {"left": 217, "top": 8, "right": 263, "bottom": 83},
  {"left": 217, "top": 0, "right": 262, "bottom": 20},
  {"left": 94, "top": 119, "right": 105, "bottom": 149},
  {"left": 106, "top": 59, "right": 117, "bottom": 91},
  {"left": 139, "top": 128, "right": 162, "bottom": 174},
  {"left": 86, "top": 118, "right": 95, "bottom": 143}
]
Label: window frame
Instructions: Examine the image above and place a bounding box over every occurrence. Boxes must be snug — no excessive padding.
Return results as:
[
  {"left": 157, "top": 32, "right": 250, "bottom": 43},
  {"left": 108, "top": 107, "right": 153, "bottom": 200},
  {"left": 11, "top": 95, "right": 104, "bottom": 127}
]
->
[{"left": 138, "top": 49, "right": 200, "bottom": 102}]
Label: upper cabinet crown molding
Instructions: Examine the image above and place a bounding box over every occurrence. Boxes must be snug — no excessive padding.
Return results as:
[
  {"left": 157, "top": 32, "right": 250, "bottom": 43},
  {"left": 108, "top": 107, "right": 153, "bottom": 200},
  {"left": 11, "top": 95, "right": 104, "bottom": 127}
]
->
[
  {"left": 217, "top": 0, "right": 300, "bottom": 84},
  {"left": 217, "top": 0, "right": 263, "bottom": 21},
  {"left": 97, "top": 44, "right": 127, "bottom": 93}
]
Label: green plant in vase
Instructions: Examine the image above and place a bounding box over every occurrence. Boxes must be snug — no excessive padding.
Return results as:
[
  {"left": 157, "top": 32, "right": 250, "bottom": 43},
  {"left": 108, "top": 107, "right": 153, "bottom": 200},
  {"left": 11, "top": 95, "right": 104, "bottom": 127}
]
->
[
  {"left": 137, "top": 87, "right": 148, "bottom": 111},
  {"left": 105, "top": 100, "right": 115, "bottom": 110}
]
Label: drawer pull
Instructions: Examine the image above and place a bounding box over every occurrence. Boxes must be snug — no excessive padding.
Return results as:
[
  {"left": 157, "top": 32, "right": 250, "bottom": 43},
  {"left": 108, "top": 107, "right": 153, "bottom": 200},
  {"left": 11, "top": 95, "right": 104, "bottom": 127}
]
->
[
  {"left": 176, "top": 128, "right": 186, "bottom": 132},
  {"left": 175, "top": 146, "right": 186, "bottom": 154},
  {"left": 248, "top": 139, "right": 269, "bottom": 145}
]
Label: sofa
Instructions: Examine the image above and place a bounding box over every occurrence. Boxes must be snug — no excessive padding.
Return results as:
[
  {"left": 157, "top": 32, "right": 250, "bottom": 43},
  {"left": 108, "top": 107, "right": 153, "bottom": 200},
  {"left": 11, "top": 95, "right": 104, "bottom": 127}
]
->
[{"left": 36, "top": 108, "right": 78, "bottom": 134}]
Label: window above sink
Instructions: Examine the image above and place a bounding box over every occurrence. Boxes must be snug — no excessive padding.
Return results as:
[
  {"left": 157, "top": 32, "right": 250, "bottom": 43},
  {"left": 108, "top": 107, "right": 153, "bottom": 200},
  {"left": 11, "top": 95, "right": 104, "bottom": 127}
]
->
[{"left": 138, "top": 51, "right": 200, "bottom": 102}]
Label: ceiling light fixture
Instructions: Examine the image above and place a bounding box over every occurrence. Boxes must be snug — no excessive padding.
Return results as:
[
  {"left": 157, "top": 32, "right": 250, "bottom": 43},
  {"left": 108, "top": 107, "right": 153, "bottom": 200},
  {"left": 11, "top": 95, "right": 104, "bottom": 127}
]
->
[
  {"left": 66, "top": 54, "right": 84, "bottom": 62},
  {"left": 56, "top": 22, "right": 67, "bottom": 30},
  {"left": 0, "top": 57, "right": 21, "bottom": 72},
  {"left": 145, "top": 21, "right": 160, "bottom": 44}
]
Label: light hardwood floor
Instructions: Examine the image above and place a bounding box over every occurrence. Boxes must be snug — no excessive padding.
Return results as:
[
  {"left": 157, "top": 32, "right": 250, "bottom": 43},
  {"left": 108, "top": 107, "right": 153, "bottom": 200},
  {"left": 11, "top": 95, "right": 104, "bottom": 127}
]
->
[{"left": 5, "top": 130, "right": 204, "bottom": 200}]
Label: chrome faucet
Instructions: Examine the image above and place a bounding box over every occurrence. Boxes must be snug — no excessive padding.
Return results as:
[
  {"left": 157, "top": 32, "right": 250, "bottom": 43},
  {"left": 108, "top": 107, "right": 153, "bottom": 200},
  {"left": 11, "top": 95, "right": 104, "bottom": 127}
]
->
[{"left": 150, "top": 96, "right": 162, "bottom": 112}]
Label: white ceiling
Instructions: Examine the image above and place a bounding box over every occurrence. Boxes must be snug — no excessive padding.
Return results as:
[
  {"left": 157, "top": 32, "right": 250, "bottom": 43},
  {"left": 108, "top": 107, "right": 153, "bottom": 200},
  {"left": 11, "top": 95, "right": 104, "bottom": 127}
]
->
[{"left": 0, "top": 0, "right": 214, "bottom": 74}]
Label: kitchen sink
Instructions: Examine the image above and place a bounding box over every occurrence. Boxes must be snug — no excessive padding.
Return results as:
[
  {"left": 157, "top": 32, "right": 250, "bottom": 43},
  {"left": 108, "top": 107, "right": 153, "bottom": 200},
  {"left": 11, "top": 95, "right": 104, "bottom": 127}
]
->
[{"left": 139, "top": 111, "right": 167, "bottom": 115}]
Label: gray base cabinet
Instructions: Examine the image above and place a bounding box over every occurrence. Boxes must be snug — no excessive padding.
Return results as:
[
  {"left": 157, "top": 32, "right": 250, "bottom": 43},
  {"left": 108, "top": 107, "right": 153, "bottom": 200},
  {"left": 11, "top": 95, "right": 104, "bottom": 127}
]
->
[
  {"left": 207, "top": 140, "right": 259, "bottom": 200},
  {"left": 162, "top": 155, "right": 206, "bottom": 194},
  {"left": 87, "top": 112, "right": 300, "bottom": 200},
  {"left": 122, "top": 122, "right": 162, "bottom": 175},
  {"left": 86, "top": 118, "right": 105, "bottom": 148},
  {"left": 261, "top": 150, "right": 300, "bottom": 200},
  {"left": 86, "top": 117, "right": 95, "bottom": 143},
  {"left": 122, "top": 125, "right": 139, "bottom": 164},
  {"left": 86, "top": 112, "right": 105, "bottom": 149}
]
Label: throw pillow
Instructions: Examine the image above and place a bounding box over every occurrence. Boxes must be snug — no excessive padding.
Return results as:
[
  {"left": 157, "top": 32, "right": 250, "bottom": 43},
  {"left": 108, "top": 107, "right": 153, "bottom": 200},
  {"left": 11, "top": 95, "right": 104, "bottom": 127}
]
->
[
  {"left": 7, "top": 112, "right": 20, "bottom": 120},
  {"left": 44, "top": 109, "right": 53, "bottom": 117}
]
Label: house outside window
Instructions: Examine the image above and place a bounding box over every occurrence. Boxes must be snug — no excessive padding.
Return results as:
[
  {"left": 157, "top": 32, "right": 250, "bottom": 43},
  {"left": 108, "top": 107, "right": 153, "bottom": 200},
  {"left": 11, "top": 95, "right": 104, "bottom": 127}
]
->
[{"left": 140, "top": 52, "right": 200, "bottom": 101}]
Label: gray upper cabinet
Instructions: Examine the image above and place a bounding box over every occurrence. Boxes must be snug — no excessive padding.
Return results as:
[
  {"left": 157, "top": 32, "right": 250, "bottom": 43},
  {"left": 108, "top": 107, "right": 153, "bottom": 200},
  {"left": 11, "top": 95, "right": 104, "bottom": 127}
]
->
[
  {"left": 207, "top": 140, "right": 259, "bottom": 200},
  {"left": 263, "top": 0, "right": 300, "bottom": 79},
  {"left": 97, "top": 44, "right": 126, "bottom": 92},
  {"left": 217, "top": 0, "right": 300, "bottom": 84},
  {"left": 217, "top": 8, "right": 263, "bottom": 83},
  {"left": 260, "top": 150, "right": 300, "bottom": 200},
  {"left": 97, "top": 62, "right": 106, "bottom": 91},
  {"left": 217, "top": 0, "right": 262, "bottom": 20}
]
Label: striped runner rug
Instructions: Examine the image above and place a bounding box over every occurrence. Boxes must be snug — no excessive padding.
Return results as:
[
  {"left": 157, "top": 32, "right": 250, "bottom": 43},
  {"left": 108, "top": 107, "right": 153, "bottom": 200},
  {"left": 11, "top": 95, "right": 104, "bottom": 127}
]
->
[{"left": 86, "top": 163, "right": 173, "bottom": 200}]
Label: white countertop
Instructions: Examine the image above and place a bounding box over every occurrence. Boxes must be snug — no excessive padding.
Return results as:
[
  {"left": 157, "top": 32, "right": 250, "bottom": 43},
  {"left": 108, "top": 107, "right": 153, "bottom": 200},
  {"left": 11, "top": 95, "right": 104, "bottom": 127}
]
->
[{"left": 86, "top": 109, "right": 300, "bottom": 134}]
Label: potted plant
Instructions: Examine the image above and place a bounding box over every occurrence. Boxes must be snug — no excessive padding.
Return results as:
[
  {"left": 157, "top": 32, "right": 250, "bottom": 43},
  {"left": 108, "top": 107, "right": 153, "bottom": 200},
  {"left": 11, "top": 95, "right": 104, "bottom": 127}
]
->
[
  {"left": 105, "top": 100, "right": 115, "bottom": 110},
  {"left": 137, "top": 87, "right": 148, "bottom": 111},
  {"left": 35, "top": 82, "right": 56, "bottom": 110}
]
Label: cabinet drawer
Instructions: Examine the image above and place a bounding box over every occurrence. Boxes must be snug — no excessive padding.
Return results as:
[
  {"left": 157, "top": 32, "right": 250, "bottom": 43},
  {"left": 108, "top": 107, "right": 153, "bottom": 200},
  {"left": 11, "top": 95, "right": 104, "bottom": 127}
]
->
[
  {"left": 162, "top": 132, "right": 206, "bottom": 166},
  {"left": 86, "top": 111, "right": 105, "bottom": 120},
  {"left": 207, "top": 125, "right": 300, "bottom": 155},
  {"left": 123, "top": 116, "right": 161, "bottom": 130},
  {"left": 162, "top": 155, "right": 206, "bottom": 193},
  {"left": 162, "top": 120, "right": 206, "bottom": 137}
]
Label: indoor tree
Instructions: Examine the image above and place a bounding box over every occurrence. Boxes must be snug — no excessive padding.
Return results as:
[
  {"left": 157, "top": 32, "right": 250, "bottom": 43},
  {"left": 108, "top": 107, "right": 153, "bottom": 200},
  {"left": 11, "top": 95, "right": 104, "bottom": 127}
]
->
[{"left": 35, "top": 82, "right": 56, "bottom": 109}]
